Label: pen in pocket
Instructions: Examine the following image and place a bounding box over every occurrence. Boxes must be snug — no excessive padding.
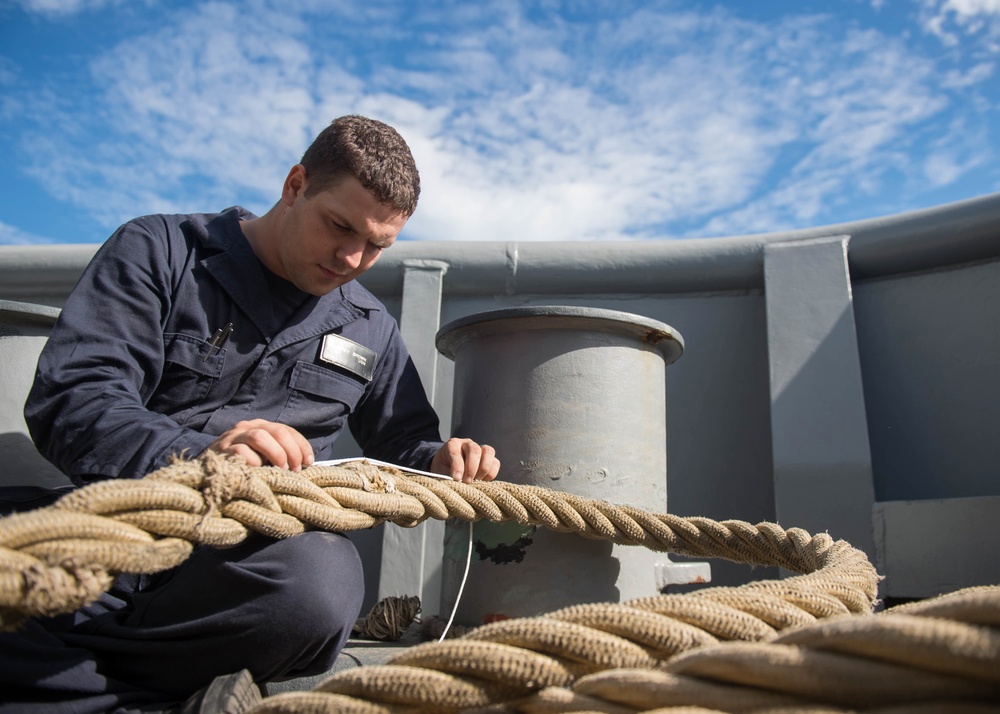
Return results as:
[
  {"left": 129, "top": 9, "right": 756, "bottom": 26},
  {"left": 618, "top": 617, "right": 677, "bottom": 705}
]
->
[{"left": 203, "top": 322, "right": 233, "bottom": 361}]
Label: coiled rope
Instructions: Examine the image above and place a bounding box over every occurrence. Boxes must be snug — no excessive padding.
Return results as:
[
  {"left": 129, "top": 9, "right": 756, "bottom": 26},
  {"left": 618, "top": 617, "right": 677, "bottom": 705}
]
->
[
  {"left": 1, "top": 454, "right": 997, "bottom": 712},
  {"left": 353, "top": 594, "right": 422, "bottom": 641}
]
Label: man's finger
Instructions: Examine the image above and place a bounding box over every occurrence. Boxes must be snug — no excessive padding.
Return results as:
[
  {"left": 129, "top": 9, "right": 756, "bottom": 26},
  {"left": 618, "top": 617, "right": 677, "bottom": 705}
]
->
[
  {"left": 269, "top": 425, "right": 311, "bottom": 471},
  {"left": 476, "top": 445, "right": 499, "bottom": 482},
  {"left": 208, "top": 420, "right": 312, "bottom": 470},
  {"left": 429, "top": 438, "right": 502, "bottom": 483},
  {"left": 445, "top": 439, "right": 464, "bottom": 481},
  {"left": 224, "top": 442, "right": 264, "bottom": 467},
  {"left": 459, "top": 440, "right": 483, "bottom": 483},
  {"left": 239, "top": 427, "right": 290, "bottom": 468}
]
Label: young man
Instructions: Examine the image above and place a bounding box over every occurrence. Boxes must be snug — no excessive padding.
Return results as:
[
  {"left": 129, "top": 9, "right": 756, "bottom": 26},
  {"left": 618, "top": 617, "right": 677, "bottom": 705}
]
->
[{"left": 4, "top": 116, "right": 499, "bottom": 713}]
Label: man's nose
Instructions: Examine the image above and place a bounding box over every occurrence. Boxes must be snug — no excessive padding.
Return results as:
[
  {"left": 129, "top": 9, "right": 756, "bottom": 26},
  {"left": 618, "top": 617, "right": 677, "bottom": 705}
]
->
[{"left": 337, "top": 239, "right": 366, "bottom": 269}]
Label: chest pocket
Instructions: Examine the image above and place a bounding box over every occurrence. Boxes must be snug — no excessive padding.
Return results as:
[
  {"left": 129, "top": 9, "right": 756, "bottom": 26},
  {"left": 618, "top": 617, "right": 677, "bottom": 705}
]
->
[
  {"left": 279, "top": 361, "right": 367, "bottom": 434},
  {"left": 148, "top": 332, "right": 225, "bottom": 423}
]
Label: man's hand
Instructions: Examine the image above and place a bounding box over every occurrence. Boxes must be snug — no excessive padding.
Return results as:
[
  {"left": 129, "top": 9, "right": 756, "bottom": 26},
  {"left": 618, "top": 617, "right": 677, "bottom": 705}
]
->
[
  {"left": 205, "top": 419, "right": 314, "bottom": 471},
  {"left": 430, "top": 438, "right": 501, "bottom": 483}
]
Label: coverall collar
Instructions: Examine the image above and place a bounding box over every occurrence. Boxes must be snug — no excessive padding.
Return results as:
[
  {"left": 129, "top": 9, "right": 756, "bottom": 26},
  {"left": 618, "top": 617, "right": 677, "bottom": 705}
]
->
[{"left": 198, "top": 207, "right": 382, "bottom": 346}]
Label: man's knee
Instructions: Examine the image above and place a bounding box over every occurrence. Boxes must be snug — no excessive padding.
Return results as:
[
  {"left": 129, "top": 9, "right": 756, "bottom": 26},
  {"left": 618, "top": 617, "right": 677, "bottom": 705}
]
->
[{"left": 265, "top": 532, "right": 365, "bottom": 639}]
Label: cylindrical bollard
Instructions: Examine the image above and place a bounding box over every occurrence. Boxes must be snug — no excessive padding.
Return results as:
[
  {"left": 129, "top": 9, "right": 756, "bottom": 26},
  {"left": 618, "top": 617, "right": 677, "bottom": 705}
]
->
[
  {"left": 436, "top": 306, "right": 684, "bottom": 625},
  {"left": 0, "top": 300, "right": 73, "bottom": 495}
]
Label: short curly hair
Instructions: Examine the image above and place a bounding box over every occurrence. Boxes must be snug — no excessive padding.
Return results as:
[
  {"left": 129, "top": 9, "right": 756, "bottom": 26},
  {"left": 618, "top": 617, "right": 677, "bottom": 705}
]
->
[{"left": 300, "top": 115, "right": 420, "bottom": 217}]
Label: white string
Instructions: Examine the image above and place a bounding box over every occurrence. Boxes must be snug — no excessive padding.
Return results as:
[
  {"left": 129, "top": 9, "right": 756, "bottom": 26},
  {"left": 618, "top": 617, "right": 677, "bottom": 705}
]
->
[{"left": 438, "top": 520, "right": 473, "bottom": 642}]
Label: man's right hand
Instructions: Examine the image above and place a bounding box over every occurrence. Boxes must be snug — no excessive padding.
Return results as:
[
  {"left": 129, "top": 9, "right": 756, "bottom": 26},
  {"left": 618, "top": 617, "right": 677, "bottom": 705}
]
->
[{"left": 205, "top": 419, "right": 314, "bottom": 471}]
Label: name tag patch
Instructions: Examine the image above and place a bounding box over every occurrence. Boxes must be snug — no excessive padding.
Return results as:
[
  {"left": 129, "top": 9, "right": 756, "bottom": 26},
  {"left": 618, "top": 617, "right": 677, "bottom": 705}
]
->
[{"left": 319, "top": 334, "right": 377, "bottom": 382}]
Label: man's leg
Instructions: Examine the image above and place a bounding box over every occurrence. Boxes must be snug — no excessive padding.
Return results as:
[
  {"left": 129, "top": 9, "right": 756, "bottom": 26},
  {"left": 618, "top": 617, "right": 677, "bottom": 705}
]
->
[
  {"left": 4, "top": 530, "right": 364, "bottom": 708},
  {"left": 0, "top": 594, "right": 168, "bottom": 714},
  {"left": 75, "top": 531, "right": 365, "bottom": 696}
]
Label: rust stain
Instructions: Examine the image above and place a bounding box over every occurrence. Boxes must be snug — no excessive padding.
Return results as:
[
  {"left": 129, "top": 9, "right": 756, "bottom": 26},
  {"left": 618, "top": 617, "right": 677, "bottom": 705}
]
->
[{"left": 643, "top": 329, "right": 674, "bottom": 345}]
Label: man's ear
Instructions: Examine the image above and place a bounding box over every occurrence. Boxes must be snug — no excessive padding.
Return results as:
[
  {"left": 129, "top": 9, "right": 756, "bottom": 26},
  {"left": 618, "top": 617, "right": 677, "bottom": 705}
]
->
[{"left": 281, "top": 164, "right": 308, "bottom": 206}]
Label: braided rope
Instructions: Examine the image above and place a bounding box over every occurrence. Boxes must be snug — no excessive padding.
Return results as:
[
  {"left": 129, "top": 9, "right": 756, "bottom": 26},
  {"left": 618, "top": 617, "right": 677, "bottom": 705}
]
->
[{"left": 1, "top": 455, "right": 996, "bottom": 712}]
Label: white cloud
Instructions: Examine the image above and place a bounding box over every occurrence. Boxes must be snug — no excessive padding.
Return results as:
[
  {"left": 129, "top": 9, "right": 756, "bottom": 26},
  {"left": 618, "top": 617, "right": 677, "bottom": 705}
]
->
[
  {"left": 944, "top": 0, "right": 1000, "bottom": 17},
  {"left": 8, "top": 0, "right": 989, "bottom": 241},
  {"left": 387, "top": 10, "right": 955, "bottom": 240},
  {"left": 0, "top": 220, "right": 57, "bottom": 244},
  {"left": 0, "top": 58, "right": 17, "bottom": 85},
  {"left": 920, "top": 118, "right": 990, "bottom": 187},
  {"left": 943, "top": 60, "right": 996, "bottom": 87},
  {"left": 13, "top": 0, "right": 135, "bottom": 18},
  {"left": 22, "top": 1, "right": 318, "bottom": 227},
  {"left": 922, "top": 0, "right": 1000, "bottom": 43}
]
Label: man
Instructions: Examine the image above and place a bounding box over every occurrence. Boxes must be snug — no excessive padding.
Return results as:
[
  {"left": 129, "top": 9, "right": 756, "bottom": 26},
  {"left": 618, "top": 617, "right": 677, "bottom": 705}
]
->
[{"left": 3, "top": 116, "right": 499, "bottom": 712}]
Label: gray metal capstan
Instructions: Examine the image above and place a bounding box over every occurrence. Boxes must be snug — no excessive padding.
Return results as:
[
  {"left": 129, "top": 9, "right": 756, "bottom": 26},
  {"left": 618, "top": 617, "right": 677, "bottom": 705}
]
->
[{"left": 436, "top": 305, "right": 701, "bottom": 625}]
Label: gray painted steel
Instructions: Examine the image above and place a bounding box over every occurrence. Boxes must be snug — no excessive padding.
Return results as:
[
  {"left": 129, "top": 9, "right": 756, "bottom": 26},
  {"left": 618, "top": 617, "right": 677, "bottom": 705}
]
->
[
  {"left": 0, "top": 301, "right": 73, "bottom": 493},
  {"left": 378, "top": 260, "right": 451, "bottom": 615},
  {"left": 5, "top": 191, "right": 1000, "bottom": 301},
  {"left": 874, "top": 496, "right": 1000, "bottom": 598},
  {"left": 854, "top": 259, "right": 1000, "bottom": 503},
  {"left": 2, "top": 191, "right": 999, "bottom": 601},
  {"left": 436, "top": 306, "right": 683, "bottom": 624},
  {"left": 764, "top": 237, "right": 877, "bottom": 563}
]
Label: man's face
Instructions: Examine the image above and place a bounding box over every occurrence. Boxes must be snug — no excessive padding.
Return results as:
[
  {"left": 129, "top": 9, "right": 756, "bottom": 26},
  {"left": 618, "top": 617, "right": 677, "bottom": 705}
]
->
[{"left": 273, "top": 165, "right": 407, "bottom": 296}]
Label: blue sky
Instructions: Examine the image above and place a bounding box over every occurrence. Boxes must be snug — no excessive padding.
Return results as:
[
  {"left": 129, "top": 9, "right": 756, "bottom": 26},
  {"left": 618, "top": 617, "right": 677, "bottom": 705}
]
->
[{"left": 1, "top": 0, "right": 998, "bottom": 244}]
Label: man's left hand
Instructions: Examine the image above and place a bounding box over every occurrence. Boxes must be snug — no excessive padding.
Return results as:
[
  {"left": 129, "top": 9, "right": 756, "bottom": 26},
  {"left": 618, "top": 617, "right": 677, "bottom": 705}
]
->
[{"left": 430, "top": 438, "right": 500, "bottom": 483}]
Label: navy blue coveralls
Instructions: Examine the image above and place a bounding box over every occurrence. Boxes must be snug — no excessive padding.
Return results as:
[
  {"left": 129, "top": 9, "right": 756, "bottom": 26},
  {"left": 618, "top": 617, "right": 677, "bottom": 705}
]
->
[{"left": 1, "top": 207, "right": 444, "bottom": 712}]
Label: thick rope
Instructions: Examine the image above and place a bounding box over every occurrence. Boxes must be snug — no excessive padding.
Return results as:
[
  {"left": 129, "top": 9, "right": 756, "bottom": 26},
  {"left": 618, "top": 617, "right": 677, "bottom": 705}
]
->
[
  {"left": 0, "top": 455, "right": 996, "bottom": 712},
  {"left": 0, "top": 454, "right": 879, "bottom": 626}
]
